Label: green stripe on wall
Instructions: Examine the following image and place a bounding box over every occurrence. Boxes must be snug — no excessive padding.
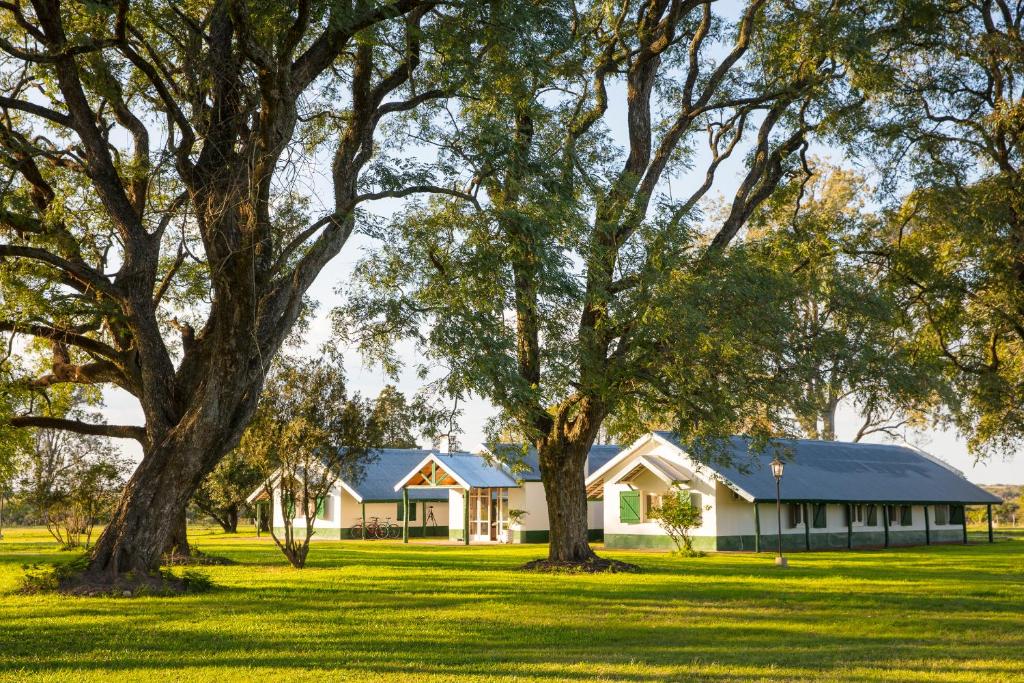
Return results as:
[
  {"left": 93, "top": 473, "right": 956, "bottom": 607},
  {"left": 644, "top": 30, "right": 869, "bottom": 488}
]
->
[{"left": 605, "top": 528, "right": 967, "bottom": 551}]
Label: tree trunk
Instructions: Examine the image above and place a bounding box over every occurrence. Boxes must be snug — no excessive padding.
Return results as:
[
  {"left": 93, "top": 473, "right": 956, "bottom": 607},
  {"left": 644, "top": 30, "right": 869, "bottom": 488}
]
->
[
  {"left": 538, "top": 439, "right": 597, "bottom": 562},
  {"left": 225, "top": 505, "right": 238, "bottom": 534},
  {"left": 163, "top": 509, "right": 190, "bottom": 557},
  {"left": 257, "top": 503, "right": 270, "bottom": 532},
  {"left": 87, "top": 378, "right": 261, "bottom": 574}
]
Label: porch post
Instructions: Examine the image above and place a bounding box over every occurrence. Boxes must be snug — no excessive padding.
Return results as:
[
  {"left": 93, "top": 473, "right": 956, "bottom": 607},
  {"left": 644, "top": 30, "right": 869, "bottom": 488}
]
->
[
  {"left": 802, "top": 503, "right": 810, "bottom": 551},
  {"left": 924, "top": 505, "right": 931, "bottom": 545},
  {"left": 846, "top": 504, "right": 852, "bottom": 550},
  {"left": 754, "top": 502, "right": 761, "bottom": 553},
  {"left": 882, "top": 505, "right": 890, "bottom": 548},
  {"left": 463, "top": 487, "right": 470, "bottom": 545},
  {"left": 987, "top": 504, "right": 993, "bottom": 543},
  {"left": 421, "top": 501, "right": 426, "bottom": 538},
  {"left": 402, "top": 487, "right": 410, "bottom": 543},
  {"left": 361, "top": 501, "right": 366, "bottom": 540},
  {"left": 962, "top": 507, "right": 968, "bottom": 544},
  {"left": 256, "top": 502, "right": 261, "bottom": 538}
]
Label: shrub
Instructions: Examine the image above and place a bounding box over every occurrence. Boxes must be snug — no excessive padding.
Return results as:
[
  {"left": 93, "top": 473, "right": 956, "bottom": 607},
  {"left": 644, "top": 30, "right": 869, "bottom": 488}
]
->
[{"left": 648, "top": 488, "right": 710, "bottom": 555}]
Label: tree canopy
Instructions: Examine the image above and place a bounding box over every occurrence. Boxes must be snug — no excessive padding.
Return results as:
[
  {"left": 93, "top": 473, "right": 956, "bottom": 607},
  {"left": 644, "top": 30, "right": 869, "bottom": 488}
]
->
[{"left": 337, "top": 0, "right": 897, "bottom": 562}]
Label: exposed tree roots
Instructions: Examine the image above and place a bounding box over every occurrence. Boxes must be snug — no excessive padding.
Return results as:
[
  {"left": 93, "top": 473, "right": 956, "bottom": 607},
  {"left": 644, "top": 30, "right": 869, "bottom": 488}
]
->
[
  {"left": 520, "top": 557, "right": 641, "bottom": 574},
  {"left": 162, "top": 548, "right": 235, "bottom": 567}
]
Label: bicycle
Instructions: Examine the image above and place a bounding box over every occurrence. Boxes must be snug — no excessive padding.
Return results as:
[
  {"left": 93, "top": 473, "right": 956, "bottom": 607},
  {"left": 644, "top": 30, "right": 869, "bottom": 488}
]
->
[
  {"left": 380, "top": 516, "right": 401, "bottom": 539},
  {"left": 350, "top": 516, "right": 387, "bottom": 540}
]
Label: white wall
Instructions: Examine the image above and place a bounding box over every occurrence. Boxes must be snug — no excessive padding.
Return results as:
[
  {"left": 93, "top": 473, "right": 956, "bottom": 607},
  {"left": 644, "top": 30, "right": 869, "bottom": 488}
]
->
[
  {"left": 270, "top": 481, "right": 448, "bottom": 534},
  {"left": 270, "top": 482, "right": 344, "bottom": 531},
  {"left": 448, "top": 488, "right": 465, "bottom": 531}
]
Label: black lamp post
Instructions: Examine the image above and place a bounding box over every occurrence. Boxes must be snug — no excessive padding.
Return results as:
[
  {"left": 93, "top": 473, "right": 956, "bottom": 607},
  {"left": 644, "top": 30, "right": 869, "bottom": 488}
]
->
[{"left": 771, "top": 456, "right": 788, "bottom": 568}]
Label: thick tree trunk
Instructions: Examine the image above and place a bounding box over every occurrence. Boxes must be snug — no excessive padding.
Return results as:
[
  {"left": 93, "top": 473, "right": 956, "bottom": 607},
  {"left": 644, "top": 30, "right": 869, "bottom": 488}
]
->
[
  {"left": 87, "top": 364, "right": 265, "bottom": 574},
  {"left": 538, "top": 440, "right": 597, "bottom": 562},
  {"left": 224, "top": 505, "right": 238, "bottom": 534}
]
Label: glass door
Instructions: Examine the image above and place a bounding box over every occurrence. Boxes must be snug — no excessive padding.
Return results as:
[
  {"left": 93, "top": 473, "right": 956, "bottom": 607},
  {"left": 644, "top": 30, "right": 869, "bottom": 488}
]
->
[
  {"left": 469, "top": 488, "right": 490, "bottom": 539},
  {"left": 491, "top": 488, "right": 509, "bottom": 541}
]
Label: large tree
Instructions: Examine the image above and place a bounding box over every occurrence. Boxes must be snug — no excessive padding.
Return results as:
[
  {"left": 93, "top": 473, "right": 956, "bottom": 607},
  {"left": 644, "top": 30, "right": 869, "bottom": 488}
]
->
[
  {"left": 0, "top": 0, "right": 481, "bottom": 576},
  {"left": 338, "top": 0, "right": 887, "bottom": 563},
  {"left": 861, "top": 0, "right": 1024, "bottom": 457}
]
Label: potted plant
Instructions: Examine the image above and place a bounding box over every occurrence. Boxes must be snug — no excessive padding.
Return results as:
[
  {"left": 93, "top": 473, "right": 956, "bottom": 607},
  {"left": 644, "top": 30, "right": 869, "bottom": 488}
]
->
[{"left": 504, "top": 509, "right": 528, "bottom": 543}]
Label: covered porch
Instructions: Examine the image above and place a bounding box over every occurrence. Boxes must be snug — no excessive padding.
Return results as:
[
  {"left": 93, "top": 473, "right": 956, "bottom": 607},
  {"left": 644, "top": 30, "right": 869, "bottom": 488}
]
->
[{"left": 394, "top": 452, "right": 521, "bottom": 544}]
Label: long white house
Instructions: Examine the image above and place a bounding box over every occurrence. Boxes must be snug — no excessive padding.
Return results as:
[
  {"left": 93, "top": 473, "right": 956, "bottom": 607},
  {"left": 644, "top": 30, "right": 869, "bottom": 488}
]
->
[{"left": 585, "top": 432, "right": 1001, "bottom": 551}]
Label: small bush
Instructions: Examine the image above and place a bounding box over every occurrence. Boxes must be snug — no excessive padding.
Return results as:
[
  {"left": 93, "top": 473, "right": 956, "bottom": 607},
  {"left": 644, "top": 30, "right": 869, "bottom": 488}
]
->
[
  {"left": 20, "top": 555, "right": 89, "bottom": 594},
  {"left": 180, "top": 569, "right": 214, "bottom": 593}
]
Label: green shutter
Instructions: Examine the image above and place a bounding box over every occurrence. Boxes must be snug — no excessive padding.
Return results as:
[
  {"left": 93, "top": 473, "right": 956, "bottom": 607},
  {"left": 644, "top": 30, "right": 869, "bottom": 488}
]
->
[
  {"left": 813, "top": 504, "right": 827, "bottom": 528},
  {"left": 316, "top": 496, "right": 325, "bottom": 519},
  {"left": 950, "top": 504, "right": 965, "bottom": 525},
  {"left": 619, "top": 491, "right": 641, "bottom": 524},
  {"left": 900, "top": 505, "right": 912, "bottom": 526},
  {"left": 397, "top": 501, "right": 417, "bottom": 522},
  {"left": 284, "top": 494, "right": 295, "bottom": 518},
  {"left": 866, "top": 504, "right": 877, "bottom": 526}
]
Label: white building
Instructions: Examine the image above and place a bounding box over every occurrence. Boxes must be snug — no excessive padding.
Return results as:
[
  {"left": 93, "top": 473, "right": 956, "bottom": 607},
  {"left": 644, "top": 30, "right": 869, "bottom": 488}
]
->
[
  {"left": 248, "top": 449, "right": 450, "bottom": 539},
  {"left": 585, "top": 432, "right": 1001, "bottom": 551},
  {"left": 392, "top": 443, "right": 620, "bottom": 543}
]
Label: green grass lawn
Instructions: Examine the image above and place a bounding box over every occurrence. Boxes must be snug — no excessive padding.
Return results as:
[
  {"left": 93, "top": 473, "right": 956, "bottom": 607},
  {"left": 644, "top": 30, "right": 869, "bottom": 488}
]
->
[{"left": 0, "top": 527, "right": 1022, "bottom": 682}]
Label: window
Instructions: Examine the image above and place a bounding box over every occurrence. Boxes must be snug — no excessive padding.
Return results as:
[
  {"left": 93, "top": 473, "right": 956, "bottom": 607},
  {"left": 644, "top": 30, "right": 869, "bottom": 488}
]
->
[
  {"left": 866, "top": 504, "right": 878, "bottom": 527},
  {"left": 812, "top": 504, "right": 828, "bottom": 529},
  {"left": 619, "top": 490, "right": 641, "bottom": 524},
  {"left": 788, "top": 503, "right": 804, "bottom": 528},
  {"left": 282, "top": 493, "right": 295, "bottom": 518},
  {"left": 934, "top": 504, "right": 949, "bottom": 526},
  {"left": 644, "top": 493, "right": 663, "bottom": 522},
  {"left": 397, "top": 500, "right": 417, "bottom": 522},
  {"left": 900, "top": 505, "right": 912, "bottom": 526},
  {"left": 887, "top": 505, "right": 899, "bottom": 527},
  {"left": 316, "top": 496, "right": 328, "bottom": 520},
  {"left": 848, "top": 504, "right": 865, "bottom": 526},
  {"left": 950, "top": 504, "right": 965, "bottom": 525}
]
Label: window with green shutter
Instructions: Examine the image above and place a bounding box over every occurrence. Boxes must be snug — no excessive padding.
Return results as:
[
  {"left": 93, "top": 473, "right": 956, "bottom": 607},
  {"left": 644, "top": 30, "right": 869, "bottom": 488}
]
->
[
  {"left": 788, "top": 503, "right": 804, "bottom": 528},
  {"left": 866, "top": 504, "right": 878, "bottom": 527},
  {"left": 619, "top": 490, "right": 641, "bottom": 524},
  {"left": 812, "top": 504, "right": 827, "bottom": 528},
  {"left": 397, "top": 501, "right": 417, "bottom": 522},
  {"left": 900, "top": 505, "right": 912, "bottom": 526},
  {"left": 316, "top": 496, "right": 326, "bottom": 519},
  {"left": 283, "top": 493, "right": 295, "bottom": 518}
]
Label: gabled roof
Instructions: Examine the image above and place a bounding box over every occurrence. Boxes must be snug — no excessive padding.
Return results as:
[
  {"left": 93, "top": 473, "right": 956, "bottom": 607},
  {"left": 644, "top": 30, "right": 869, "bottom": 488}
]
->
[
  {"left": 482, "top": 443, "right": 622, "bottom": 482},
  {"left": 611, "top": 455, "right": 692, "bottom": 487},
  {"left": 648, "top": 432, "right": 1001, "bottom": 505},
  {"left": 396, "top": 451, "right": 520, "bottom": 490},
  {"left": 345, "top": 449, "right": 451, "bottom": 502}
]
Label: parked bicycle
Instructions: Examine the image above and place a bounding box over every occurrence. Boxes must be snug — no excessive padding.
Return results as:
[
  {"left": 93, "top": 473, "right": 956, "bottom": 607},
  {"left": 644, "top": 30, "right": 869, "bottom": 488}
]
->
[{"left": 349, "top": 516, "right": 401, "bottom": 540}]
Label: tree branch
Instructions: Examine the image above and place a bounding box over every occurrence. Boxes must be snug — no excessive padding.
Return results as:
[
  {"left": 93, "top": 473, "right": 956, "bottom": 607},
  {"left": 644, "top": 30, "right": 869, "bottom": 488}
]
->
[{"left": 8, "top": 415, "right": 146, "bottom": 442}]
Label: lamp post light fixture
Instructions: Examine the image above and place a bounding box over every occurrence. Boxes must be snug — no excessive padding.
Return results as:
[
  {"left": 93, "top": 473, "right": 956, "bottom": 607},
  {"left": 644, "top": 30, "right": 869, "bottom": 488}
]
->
[{"left": 771, "top": 456, "right": 788, "bottom": 568}]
